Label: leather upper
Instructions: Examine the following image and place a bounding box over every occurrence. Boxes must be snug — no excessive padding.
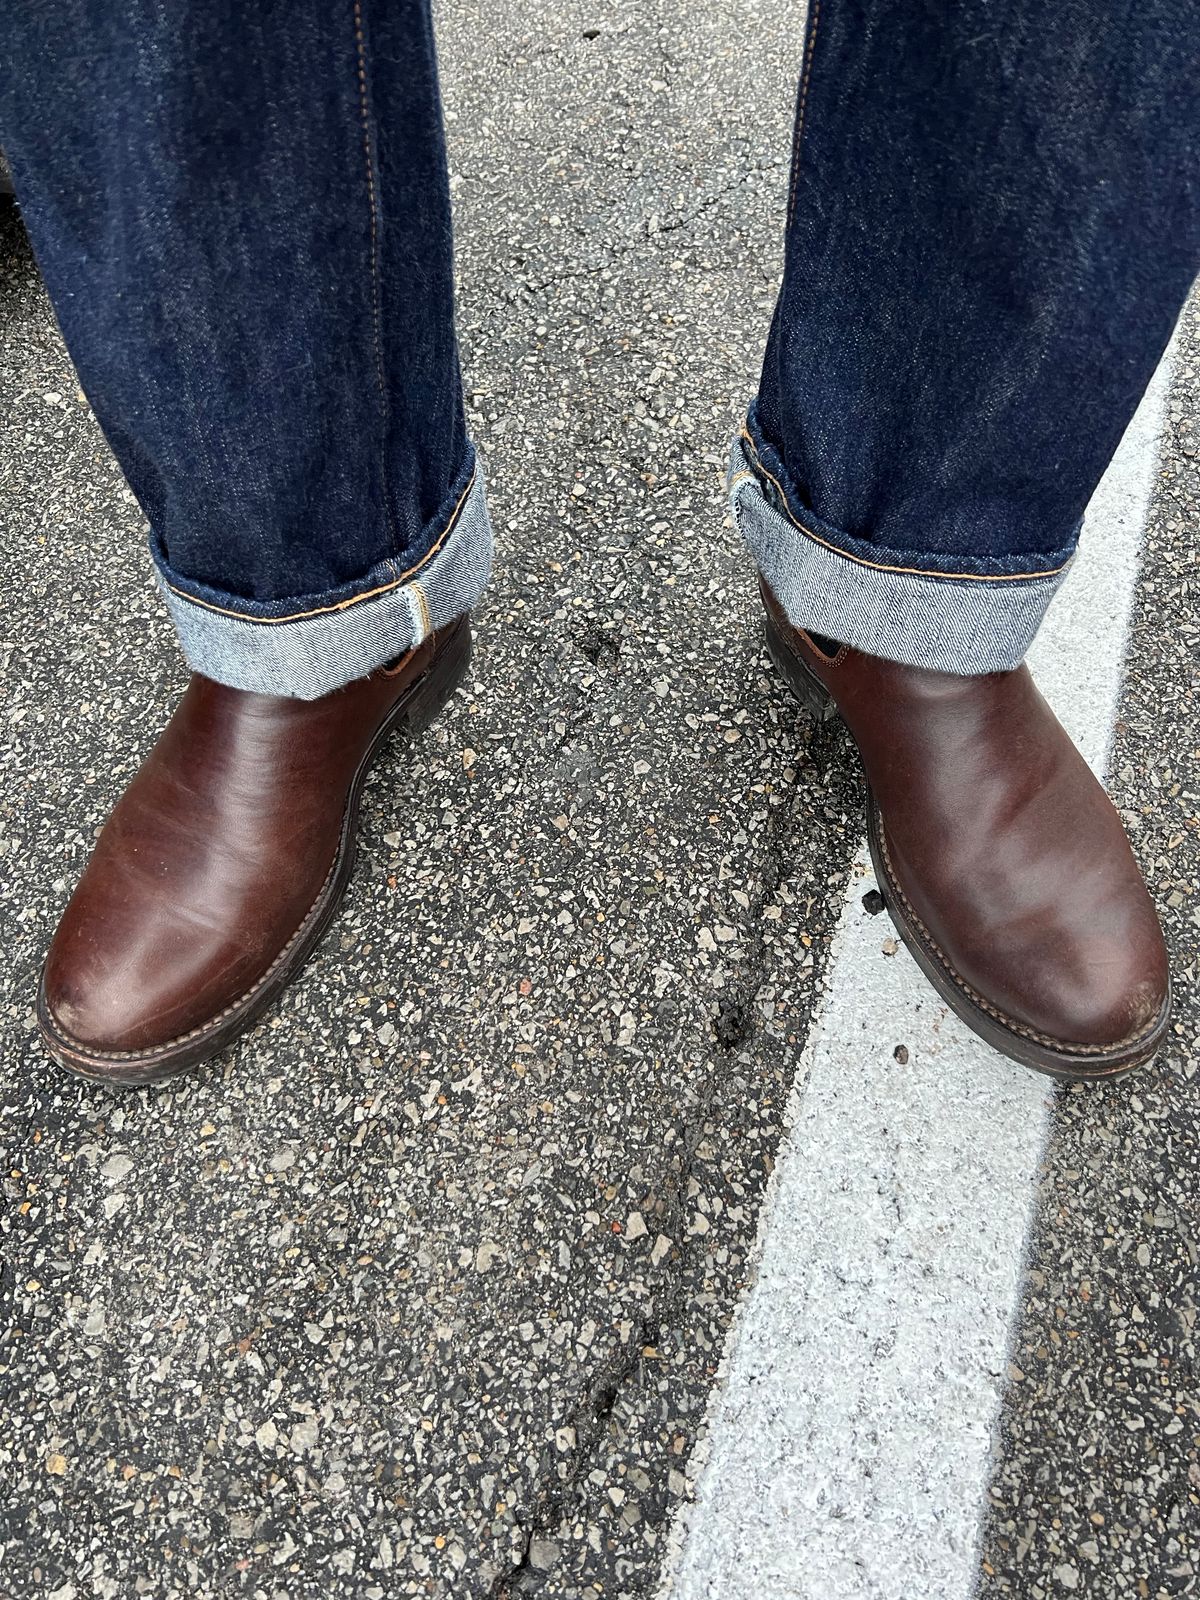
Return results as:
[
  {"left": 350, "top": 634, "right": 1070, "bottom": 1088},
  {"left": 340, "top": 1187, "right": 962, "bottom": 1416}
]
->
[
  {"left": 763, "top": 583, "right": 1169, "bottom": 1050},
  {"left": 42, "top": 633, "right": 442, "bottom": 1053}
]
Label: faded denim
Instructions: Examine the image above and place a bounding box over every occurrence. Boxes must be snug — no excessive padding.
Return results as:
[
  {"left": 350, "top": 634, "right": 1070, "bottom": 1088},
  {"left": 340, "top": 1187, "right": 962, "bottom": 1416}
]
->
[
  {"left": 157, "top": 456, "right": 492, "bottom": 699},
  {"left": 729, "top": 433, "right": 1066, "bottom": 675},
  {"left": 745, "top": 0, "right": 1200, "bottom": 671}
]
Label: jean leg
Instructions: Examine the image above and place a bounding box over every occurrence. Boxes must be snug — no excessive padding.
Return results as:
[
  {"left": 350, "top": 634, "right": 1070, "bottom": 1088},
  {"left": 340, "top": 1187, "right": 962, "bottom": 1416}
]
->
[
  {"left": 0, "top": 0, "right": 490, "bottom": 697},
  {"left": 738, "top": 0, "right": 1200, "bottom": 673}
]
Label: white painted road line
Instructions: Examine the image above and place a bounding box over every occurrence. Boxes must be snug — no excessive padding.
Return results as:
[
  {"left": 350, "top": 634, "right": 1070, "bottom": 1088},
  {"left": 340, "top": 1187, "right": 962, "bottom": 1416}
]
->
[{"left": 660, "top": 355, "right": 1174, "bottom": 1600}]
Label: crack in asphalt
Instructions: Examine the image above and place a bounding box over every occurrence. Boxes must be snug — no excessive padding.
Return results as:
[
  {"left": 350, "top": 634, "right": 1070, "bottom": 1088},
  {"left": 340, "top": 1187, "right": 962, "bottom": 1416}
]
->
[{"left": 485, "top": 704, "right": 851, "bottom": 1597}]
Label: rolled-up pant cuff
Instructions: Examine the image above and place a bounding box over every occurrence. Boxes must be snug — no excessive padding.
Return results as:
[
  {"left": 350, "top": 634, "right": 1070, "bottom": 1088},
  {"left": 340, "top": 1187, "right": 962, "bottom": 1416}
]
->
[
  {"left": 729, "top": 430, "right": 1071, "bottom": 675},
  {"left": 152, "top": 452, "right": 493, "bottom": 699}
]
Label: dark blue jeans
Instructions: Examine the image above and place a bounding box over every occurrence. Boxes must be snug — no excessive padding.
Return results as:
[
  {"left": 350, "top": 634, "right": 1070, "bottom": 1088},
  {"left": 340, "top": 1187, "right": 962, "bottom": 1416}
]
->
[
  {"left": 2, "top": 1, "right": 1197, "bottom": 690},
  {"left": 733, "top": 0, "right": 1200, "bottom": 670},
  {"left": 1, "top": 0, "right": 488, "bottom": 697}
]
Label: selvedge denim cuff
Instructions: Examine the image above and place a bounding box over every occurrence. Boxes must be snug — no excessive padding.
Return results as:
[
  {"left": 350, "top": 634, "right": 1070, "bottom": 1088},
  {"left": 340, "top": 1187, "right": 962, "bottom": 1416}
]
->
[
  {"left": 152, "top": 451, "right": 493, "bottom": 700},
  {"left": 730, "top": 429, "right": 1071, "bottom": 676}
]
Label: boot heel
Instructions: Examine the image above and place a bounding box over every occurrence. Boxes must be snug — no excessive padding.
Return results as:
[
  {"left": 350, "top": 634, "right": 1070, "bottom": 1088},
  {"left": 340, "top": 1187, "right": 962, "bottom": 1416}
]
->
[
  {"left": 763, "top": 612, "right": 838, "bottom": 723},
  {"left": 402, "top": 616, "right": 473, "bottom": 736}
]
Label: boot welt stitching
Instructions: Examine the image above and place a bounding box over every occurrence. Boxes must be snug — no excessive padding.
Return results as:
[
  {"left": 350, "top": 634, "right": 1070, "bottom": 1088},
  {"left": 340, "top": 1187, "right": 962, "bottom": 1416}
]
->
[{"left": 876, "top": 812, "right": 1163, "bottom": 1058}]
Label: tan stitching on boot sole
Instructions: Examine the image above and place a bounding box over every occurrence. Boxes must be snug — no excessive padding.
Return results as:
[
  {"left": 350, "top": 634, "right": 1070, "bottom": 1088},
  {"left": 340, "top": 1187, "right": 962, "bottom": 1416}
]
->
[{"left": 875, "top": 811, "right": 1162, "bottom": 1057}]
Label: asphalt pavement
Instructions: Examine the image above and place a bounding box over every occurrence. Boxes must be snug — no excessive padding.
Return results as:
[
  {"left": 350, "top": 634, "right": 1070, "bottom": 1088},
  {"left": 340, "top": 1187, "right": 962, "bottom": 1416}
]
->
[{"left": 1, "top": 1, "right": 1197, "bottom": 1597}]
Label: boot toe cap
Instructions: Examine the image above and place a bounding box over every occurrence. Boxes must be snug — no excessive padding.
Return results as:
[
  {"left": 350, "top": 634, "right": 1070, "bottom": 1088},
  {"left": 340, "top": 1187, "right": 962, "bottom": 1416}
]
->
[
  {"left": 1035, "top": 942, "right": 1170, "bottom": 1054},
  {"left": 39, "top": 902, "right": 250, "bottom": 1067}
]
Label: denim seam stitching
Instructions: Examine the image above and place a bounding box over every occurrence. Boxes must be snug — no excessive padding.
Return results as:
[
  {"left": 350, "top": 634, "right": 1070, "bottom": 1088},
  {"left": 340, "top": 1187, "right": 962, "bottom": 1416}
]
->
[
  {"left": 738, "top": 428, "right": 1071, "bottom": 584},
  {"left": 412, "top": 582, "right": 432, "bottom": 640},
  {"left": 163, "top": 467, "right": 476, "bottom": 624},
  {"left": 787, "top": 0, "right": 821, "bottom": 227},
  {"left": 353, "top": 0, "right": 400, "bottom": 554},
  {"left": 877, "top": 816, "right": 1161, "bottom": 1055}
]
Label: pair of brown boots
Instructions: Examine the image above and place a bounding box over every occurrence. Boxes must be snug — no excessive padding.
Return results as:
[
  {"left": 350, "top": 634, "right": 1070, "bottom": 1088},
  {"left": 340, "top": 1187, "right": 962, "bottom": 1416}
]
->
[{"left": 38, "top": 595, "right": 1169, "bottom": 1087}]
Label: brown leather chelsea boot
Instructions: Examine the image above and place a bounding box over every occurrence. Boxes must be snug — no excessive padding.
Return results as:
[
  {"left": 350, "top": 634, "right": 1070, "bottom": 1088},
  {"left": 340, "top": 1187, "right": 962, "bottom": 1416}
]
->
[
  {"left": 38, "top": 617, "right": 471, "bottom": 1085},
  {"left": 761, "top": 582, "right": 1170, "bottom": 1080}
]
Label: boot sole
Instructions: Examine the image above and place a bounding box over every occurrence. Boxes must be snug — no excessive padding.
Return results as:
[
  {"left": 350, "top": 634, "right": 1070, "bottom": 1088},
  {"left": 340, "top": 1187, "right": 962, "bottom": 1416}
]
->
[
  {"left": 764, "top": 611, "right": 1170, "bottom": 1082},
  {"left": 37, "top": 618, "right": 473, "bottom": 1087}
]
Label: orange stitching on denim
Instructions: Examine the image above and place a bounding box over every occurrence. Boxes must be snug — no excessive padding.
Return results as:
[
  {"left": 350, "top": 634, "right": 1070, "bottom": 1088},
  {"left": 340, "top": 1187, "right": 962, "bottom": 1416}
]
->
[
  {"left": 354, "top": 0, "right": 399, "bottom": 551},
  {"left": 381, "top": 642, "right": 419, "bottom": 677},
  {"left": 166, "top": 469, "right": 476, "bottom": 624},
  {"left": 787, "top": 0, "right": 821, "bottom": 228},
  {"left": 738, "top": 428, "right": 1070, "bottom": 584}
]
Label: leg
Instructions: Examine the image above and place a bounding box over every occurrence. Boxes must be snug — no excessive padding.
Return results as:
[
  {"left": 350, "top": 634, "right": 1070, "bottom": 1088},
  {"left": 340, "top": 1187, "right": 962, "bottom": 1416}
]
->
[
  {"left": 1, "top": 0, "right": 488, "bottom": 698},
  {"left": 741, "top": 0, "right": 1198, "bottom": 673},
  {"left": 742, "top": 0, "right": 1198, "bottom": 1075},
  {"left": 2, "top": 0, "right": 485, "bottom": 1079}
]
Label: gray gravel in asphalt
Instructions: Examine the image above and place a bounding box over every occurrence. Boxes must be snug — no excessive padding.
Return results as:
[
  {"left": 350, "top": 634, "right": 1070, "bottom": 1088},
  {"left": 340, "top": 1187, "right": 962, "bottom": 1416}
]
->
[
  {"left": 0, "top": 2, "right": 856, "bottom": 1596},
  {"left": 978, "top": 302, "right": 1200, "bottom": 1598},
  {"left": 3, "top": 1, "right": 1198, "bottom": 1596}
]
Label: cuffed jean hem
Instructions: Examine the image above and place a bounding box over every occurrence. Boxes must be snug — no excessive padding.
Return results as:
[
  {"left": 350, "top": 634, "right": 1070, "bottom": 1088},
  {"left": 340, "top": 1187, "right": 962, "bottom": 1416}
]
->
[
  {"left": 152, "top": 456, "right": 493, "bottom": 700},
  {"left": 729, "top": 432, "right": 1070, "bottom": 675}
]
